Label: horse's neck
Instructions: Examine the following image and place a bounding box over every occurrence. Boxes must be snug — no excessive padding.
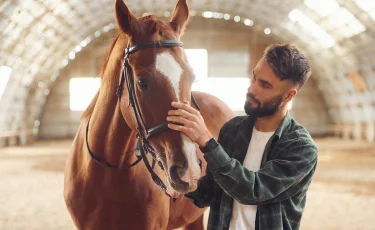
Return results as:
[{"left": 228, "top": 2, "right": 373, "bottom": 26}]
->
[{"left": 86, "top": 92, "right": 137, "bottom": 168}]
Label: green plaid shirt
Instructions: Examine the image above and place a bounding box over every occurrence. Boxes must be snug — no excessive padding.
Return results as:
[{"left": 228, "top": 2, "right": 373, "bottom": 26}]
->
[{"left": 186, "top": 112, "right": 318, "bottom": 230}]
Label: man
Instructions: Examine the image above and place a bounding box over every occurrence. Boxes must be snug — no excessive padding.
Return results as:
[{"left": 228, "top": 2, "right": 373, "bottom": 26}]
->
[{"left": 167, "top": 44, "right": 318, "bottom": 230}]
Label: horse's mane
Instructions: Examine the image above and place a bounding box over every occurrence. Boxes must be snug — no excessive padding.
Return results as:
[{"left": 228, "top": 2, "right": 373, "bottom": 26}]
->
[
  {"left": 82, "top": 34, "right": 120, "bottom": 119},
  {"left": 99, "top": 34, "right": 121, "bottom": 79}
]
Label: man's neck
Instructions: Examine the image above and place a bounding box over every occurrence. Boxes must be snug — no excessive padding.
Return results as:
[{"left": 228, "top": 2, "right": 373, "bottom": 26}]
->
[{"left": 254, "top": 106, "right": 287, "bottom": 132}]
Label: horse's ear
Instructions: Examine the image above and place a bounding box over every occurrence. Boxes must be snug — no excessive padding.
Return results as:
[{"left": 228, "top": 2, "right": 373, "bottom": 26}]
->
[
  {"left": 170, "top": 0, "right": 189, "bottom": 36},
  {"left": 115, "top": 0, "right": 140, "bottom": 35}
]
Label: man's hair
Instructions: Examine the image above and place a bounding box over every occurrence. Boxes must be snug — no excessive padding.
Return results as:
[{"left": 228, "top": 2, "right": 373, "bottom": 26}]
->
[{"left": 263, "top": 44, "right": 312, "bottom": 89}]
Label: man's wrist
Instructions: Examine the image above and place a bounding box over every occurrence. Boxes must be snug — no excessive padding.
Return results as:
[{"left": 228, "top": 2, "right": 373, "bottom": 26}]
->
[
  {"left": 198, "top": 135, "right": 212, "bottom": 148},
  {"left": 199, "top": 137, "right": 218, "bottom": 153}
]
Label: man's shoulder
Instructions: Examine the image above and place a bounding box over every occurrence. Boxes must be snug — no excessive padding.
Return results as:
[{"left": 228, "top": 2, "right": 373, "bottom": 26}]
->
[
  {"left": 221, "top": 115, "right": 248, "bottom": 130},
  {"left": 218, "top": 116, "right": 247, "bottom": 149},
  {"left": 217, "top": 116, "right": 247, "bottom": 142},
  {"left": 281, "top": 117, "right": 318, "bottom": 149}
]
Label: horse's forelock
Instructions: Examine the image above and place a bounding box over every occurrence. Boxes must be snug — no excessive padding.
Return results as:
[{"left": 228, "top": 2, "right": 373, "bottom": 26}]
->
[{"left": 136, "top": 15, "right": 177, "bottom": 41}]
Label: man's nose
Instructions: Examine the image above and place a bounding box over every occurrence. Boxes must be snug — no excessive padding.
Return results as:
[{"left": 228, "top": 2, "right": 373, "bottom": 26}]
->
[{"left": 248, "top": 82, "right": 257, "bottom": 94}]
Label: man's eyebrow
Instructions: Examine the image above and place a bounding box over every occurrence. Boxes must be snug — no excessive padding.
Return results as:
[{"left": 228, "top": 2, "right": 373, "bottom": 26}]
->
[{"left": 252, "top": 71, "right": 273, "bottom": 88}]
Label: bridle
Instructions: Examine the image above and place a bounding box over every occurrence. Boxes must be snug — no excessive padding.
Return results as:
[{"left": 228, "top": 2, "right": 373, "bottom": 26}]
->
[{"left": 85, "top": 39, "right": 200, "bottom": 199}]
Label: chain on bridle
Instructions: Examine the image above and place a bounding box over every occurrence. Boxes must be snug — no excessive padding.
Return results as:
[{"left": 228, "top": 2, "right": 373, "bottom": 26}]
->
[{"left": 85, "top": 39, "right": 200, "bottom": 199}]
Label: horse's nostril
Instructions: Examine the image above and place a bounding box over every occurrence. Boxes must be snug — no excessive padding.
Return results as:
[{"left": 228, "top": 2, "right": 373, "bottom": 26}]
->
[
  {"left": 198, "top": 159, "right": 202, "bottom": 169},
  {"left": 169, "top": 164, "right": 189, "bottom": 192},
  {"left": 170, "top": 163, "right": 187, "bottom": 179}
]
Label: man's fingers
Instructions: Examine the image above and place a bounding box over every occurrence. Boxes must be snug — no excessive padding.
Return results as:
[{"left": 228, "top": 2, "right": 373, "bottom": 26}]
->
[
  {"left": 167, "top": 123, "right": 192, "bottom": 136},
  {"left": 168, "top": 109, "right": 195, "bottom": 120},
  {"left": 167, "top": 123, "right": 182, "bottom": 131},
  {"left": 166, "top": 116, "right": 191, "bottom": 126},
  {"left": 171, "top": 102, "right": 198, "bottom": 114}
]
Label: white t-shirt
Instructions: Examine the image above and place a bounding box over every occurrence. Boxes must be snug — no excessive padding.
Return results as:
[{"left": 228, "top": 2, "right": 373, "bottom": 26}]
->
[{"left": 229, "top": 127, "right": 275, "bottom": 230}]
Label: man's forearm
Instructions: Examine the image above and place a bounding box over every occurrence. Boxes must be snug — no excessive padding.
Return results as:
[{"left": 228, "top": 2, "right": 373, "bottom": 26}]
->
[{"left": 202, "top": 142, "right": 318, "bottom": 205}]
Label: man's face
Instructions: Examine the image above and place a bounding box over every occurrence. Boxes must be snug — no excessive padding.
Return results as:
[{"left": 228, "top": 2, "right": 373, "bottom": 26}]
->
[
  {"left": 244, "top": 92, "right": 283, "bottom": 117},
  {"left": 244, "top": 57, "right": 291, "bottom": 117}
]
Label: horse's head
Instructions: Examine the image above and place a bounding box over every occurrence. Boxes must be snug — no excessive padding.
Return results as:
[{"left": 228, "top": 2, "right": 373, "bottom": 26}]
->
[{"left": 114, "top": 0, "right": 201, "bottom": 195}]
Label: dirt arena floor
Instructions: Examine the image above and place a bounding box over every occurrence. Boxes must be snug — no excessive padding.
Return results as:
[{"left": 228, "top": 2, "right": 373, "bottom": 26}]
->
[{"left": 0, "top": 137, "right": 374, "bottom": 230}]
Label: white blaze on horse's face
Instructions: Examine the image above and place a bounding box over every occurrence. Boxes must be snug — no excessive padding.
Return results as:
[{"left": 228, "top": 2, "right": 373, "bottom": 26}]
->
[
  {"left": 181, "top": 134, "right": 201, "bottom": 185},
  {"left": 155, "top": 52, "right": 183, "bottom": 102},
  {"left": 155, "top": 51, "right": 201, "bottom": 187}
]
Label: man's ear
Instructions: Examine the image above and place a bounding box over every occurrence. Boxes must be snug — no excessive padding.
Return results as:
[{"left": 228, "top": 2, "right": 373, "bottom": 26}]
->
[
  {"left": 169, "top": 0, "right": 190, "bottom": 37},
  {"left": 284, "top": 89, "right": 297, "bottom": 103},
  {"left": 115, "top": 0, "right": 140, "bottom": 36}
]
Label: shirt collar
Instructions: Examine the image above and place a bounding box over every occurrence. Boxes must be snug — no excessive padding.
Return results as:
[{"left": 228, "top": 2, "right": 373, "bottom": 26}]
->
[{"left": 236, "top": 111, "right": 292, "bottom": 142}]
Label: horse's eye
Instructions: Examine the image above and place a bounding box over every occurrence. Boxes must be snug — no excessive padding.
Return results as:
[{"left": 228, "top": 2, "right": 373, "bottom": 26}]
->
[{"left": 137, "top": 79, "right": 148, "bottom": 89}]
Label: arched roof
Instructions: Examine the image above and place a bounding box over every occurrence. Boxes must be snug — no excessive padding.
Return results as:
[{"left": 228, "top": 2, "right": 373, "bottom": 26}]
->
[{"left": 0, "top": 0, "right": 374, "bottom": 133}]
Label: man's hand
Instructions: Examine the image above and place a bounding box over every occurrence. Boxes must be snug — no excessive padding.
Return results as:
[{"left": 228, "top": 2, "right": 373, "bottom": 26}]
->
[{"left": 167, "top": 102, "right": 212, "bottom": 147}]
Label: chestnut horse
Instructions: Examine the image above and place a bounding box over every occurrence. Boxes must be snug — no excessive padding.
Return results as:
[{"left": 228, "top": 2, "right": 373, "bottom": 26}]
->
[{"left": 64, "top": 0, "right": 235, "bottom": 229}]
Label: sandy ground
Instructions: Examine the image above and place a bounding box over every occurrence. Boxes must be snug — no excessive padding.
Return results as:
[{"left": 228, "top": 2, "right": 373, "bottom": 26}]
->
[{"left": 0, "top": 137, "right": 374, "bottom": 230}]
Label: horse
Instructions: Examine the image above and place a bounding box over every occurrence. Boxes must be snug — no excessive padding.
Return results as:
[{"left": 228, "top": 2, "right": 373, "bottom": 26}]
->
[{"left": 63, "top": 0, "right": 235, "bottom": 229}]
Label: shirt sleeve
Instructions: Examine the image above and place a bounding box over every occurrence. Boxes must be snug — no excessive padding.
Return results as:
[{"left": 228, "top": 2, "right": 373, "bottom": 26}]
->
[
  {"left": 203, "top": 137, "right": 318, "bottom": 205},
  {"left": 184, "top": 168, "right": 216, "bottom": 208}
]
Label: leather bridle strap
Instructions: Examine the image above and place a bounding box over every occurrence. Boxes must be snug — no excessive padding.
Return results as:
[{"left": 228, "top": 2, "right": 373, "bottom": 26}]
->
[
  {"left": 119, "top": 40, "right": 184, "bottom": 200},
  {"left": 85, "top": 117, "right": 142, "bottom": 171},
  {"left": 86, "top": 39, "right": 200, "bottom": 200},
  {"left": 126, "top": 40, "right": 183, "bottom": 55}
]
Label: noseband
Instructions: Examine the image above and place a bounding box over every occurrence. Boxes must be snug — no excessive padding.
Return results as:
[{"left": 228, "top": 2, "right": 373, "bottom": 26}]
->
[{"left": 86, "top": 39, "right": 200, "bottom": 199}]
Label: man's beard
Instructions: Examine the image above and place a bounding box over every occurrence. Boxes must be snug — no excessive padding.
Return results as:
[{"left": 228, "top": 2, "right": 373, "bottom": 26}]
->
[{"left": 244, "top": 93, "right": 283, "bottom": 117}]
